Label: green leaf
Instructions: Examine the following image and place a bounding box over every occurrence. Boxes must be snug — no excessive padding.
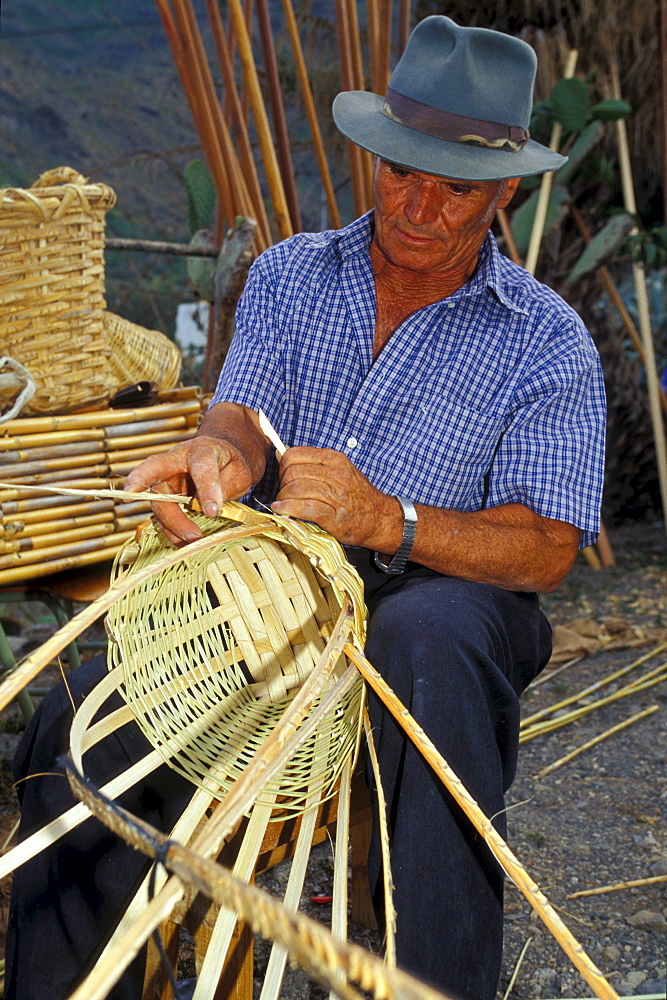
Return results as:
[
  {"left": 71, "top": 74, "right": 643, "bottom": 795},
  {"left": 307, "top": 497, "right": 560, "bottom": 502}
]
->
[
  {"left": 185, "top": 160, "right": 216, "bottom": 236},
  {"left": 566, "top": 213, "right": 635, "bottom": 286},
  {"left": 590, "top": 99, "right": 632, "bottom": 121},
  {"left": 510, "top": 185, "right": 570, "bottom": 256},
  {"left": 555, "top": 120, "right": 604, "bottom": 185},
  {"left": 550, "top": 77, "right": 590, "bottom": 133}
]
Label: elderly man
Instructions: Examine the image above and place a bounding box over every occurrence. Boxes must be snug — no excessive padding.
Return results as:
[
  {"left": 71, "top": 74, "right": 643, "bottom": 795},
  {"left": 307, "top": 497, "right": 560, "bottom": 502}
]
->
[{"left": 6, "top": 16, "right": 605, "bottom": 1000}]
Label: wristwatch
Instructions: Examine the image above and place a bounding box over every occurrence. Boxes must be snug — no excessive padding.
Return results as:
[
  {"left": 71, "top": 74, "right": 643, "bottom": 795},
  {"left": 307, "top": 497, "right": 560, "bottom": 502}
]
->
[{"left": 373, "top": 497, "right": 418, "bottom": 575}]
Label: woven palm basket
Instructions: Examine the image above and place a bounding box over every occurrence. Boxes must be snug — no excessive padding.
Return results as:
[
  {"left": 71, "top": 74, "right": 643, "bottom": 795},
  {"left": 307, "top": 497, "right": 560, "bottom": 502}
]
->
[
  {"left": 101, "top": 504, "right": 367, "bottom": 817},
  {"left": 0, "top": 167, "right": 117, "bottom": 415},
  {"left": 101, "top": 312, "right": 182, "bottom": 395}
]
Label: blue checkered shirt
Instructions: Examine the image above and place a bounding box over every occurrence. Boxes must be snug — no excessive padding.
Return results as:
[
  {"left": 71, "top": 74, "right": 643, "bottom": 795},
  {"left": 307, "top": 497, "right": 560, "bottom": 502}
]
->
[{"left": 211, "top": 212, "right": 606, "bottom": 548}]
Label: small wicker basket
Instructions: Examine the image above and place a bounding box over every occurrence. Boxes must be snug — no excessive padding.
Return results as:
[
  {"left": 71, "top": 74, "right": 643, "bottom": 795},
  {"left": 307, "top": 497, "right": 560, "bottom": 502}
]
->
[
  {"left": 102, "top": 312, "right": 182, "bottom": 394},
  {"left": 0, "top": 167, "right": 117, "bottom": 415}
]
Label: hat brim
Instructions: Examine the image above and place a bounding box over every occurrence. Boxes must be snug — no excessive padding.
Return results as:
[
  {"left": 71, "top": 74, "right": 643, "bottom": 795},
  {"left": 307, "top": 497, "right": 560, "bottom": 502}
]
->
[{"left": 333, "top": 92, "right": 566, "bottom": 182}]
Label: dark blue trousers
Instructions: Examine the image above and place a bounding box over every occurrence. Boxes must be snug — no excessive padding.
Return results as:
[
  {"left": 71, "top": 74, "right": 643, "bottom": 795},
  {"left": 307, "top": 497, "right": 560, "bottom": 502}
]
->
[{"left": 5, "top": 558, "right": 551, "bottom": 1000}]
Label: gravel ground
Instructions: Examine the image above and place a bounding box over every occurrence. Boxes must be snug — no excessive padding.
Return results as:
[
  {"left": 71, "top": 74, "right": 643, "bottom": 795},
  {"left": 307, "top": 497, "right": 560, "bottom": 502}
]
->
[{"left": 0, "top": 519, "right": 665, "bottom": 1000}]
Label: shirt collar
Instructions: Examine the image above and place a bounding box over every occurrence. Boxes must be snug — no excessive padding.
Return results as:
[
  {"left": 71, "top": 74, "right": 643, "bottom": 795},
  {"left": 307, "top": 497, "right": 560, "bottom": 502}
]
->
[{"left": 334, "top": 210, "right": 529, "bottom": 317}]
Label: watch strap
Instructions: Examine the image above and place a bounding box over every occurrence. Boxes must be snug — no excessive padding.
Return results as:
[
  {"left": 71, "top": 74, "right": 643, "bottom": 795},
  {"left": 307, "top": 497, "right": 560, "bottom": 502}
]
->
[{"left": 373, "top": 497, "right": 418, "bottom": 575}]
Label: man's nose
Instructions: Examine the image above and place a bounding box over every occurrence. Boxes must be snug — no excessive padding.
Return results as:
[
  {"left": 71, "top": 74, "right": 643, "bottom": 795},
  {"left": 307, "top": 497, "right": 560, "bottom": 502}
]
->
[{"left": 405, "top": 181, "right": 441, "bottom": 224}]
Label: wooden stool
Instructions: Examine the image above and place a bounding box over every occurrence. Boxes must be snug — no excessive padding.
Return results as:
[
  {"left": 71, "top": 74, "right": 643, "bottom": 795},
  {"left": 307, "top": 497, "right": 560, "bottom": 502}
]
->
[{"left": 142, "top": 768, "right": 375, "bottom": 1000}]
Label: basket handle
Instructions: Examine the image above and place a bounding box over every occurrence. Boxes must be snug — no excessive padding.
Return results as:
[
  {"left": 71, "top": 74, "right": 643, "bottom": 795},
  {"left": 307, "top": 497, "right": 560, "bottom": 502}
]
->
[
  {"left": 0, "top": 357, "right": 37, "bottom": 423},
  {"left": 31, "top": 166, "right": 88, "bottom": 188}
]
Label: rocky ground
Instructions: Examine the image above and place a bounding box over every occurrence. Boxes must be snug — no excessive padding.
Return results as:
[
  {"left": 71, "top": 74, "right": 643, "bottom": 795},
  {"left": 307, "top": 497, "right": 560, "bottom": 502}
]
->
[{"left": 0, "top": 519, "right": 665, "bottom": 1000}]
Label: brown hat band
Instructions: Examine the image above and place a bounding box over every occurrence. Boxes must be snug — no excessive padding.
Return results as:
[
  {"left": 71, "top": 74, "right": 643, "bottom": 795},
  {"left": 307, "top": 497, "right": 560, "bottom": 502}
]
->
[{"left": 381, "top": 88, "right": 529, "bottom": 152}]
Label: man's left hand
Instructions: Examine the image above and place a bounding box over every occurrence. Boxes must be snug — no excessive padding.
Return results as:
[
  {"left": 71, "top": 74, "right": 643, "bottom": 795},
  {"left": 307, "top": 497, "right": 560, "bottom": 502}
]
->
[{"left": 271, "top": 447, "right": 401, "bottom": 551}]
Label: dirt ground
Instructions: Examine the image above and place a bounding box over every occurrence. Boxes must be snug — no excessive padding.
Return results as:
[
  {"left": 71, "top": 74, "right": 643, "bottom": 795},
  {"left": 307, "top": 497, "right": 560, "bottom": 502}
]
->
[{"left": 0, "top": 518, "right": 665, "bottom": 1000}]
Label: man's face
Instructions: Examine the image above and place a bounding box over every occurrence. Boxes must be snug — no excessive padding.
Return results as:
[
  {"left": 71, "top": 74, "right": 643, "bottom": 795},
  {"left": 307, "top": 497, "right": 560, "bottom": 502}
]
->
[{"left": 372, "top": 159, "right": 520, "bottom": 275}]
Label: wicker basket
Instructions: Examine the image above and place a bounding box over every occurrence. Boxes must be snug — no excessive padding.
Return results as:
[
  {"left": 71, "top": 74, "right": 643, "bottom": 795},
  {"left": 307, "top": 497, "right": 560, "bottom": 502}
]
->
[
  {"left": 0, "top": 167, "right": 118, "bottom": 415},
  {"left": 102, "top": 312, "right": 182, "bottom": 394}
]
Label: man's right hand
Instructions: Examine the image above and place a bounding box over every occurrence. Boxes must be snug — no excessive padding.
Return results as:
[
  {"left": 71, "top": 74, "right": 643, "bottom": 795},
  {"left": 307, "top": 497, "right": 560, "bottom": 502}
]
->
[{"left": 123, "top": 403, "right": 271, "bottom": 545}]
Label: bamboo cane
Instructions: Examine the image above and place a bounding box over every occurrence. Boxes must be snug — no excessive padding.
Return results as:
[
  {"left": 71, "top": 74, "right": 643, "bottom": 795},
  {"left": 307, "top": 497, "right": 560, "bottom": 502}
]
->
[
  {"left": 0, "top": 453, "right": 108, "bottom": 479},
  {"left": 367, "top": 0, "right": 381, "bottom": 95},
  {"left": 610, "top": 58, "right": 667, "bottom": 536},
  {"left": 0, "top": 429, "right": 104, "bottom": 451},
  {"left": 0, "top": 440, "right": 106, "bottom": 464},
  {"left": 378, "top": 0, "right": 394, "bottom": 96},
  {"left": 344, "top": 645, "right": 619, "bottom": 1000},
  {"left": 334, "top": 0, "right": 367, "bottom": 218},
  {"left": 205, "top": 0, "right": 273, "bottom": 249},
  {"left": 155, "top": 0, "right": 235, "bottom": 228},
  {"left": 255, "top": 0, "right": 302, "bottom": 232},
  {"left": 175, "top": 0, "right": 251, "bottom": 226},
  {"left": 525, "top": 49, "right": 579, "bottom": 275},
  {"left": 3, "top": 499, "right": 115, "bottom": 528},
  {"left": 0, "top": 479, "right": 113, "bottom": 506},
  {"left": 568, "top": 873, "right": 667, "bottom": 899},
  {"left": 0, "top": 534, "right": 134, "bottom": 588},
  {"left": 0, "top": 525, "right": 119, "bottom": 570},
  {"left": 344, "top": 0, "right": 374, "bottom": 207},
  {"left": 104, "top": 428, "right": 195, "bottom": 451},
  {"left": 535, "top": 704, "right": 660, "bottom": 778},
  {"left": 398, "top": 0, "right": 411, "bottom": 57},
  {"left": 521, "top": 641, "right": 667, "bottom": 729},
  {"left": 0, "top": 399, "right": 202, "bottom": 434},
  {"left": 281, "top": 0, "right": 341, "bottom": 229},
  {"left": 227, "top": 0, "right": 294, "bottom": 240},
  {"left": 0, "top": 464, "right": 111, "bottom": 487},
  {"left": 1, "top": 511, "right": 115, "bottom": 542},
  {"left": 520, "top": 667, "right": 667, "bottom": 743}
]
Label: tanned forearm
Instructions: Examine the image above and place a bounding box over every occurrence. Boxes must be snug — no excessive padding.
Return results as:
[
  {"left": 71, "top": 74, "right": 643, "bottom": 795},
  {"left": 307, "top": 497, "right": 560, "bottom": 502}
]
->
[{"left": 379, "top": 501, "right": 580, "bottom": 594}]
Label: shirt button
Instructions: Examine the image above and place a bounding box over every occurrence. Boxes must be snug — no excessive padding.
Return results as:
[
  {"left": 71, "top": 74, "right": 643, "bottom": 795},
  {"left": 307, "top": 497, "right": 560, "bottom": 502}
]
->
[{"left": 347, "top": 436, "right": 358, "bottom": 449}]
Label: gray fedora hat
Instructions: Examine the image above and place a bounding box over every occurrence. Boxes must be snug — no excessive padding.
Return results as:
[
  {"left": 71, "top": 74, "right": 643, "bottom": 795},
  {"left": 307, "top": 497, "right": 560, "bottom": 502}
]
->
[{"left": 332, "top": 16, "right": 565, "bottom": 181}]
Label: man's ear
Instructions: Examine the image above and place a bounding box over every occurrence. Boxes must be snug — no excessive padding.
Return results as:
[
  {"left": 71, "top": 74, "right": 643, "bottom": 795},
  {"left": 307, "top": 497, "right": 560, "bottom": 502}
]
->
[{"left": 497, "top": 176, "right": 521, "bottom": 209}]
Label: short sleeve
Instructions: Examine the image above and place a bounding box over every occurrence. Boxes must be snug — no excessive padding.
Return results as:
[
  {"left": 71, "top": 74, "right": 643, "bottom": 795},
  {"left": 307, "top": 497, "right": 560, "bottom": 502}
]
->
[
  {"left": 208, "top": 258, "right": 286, "bottom": 429},
  {"left": 485, "top": 331, "right": 606, "bottom": 549}
]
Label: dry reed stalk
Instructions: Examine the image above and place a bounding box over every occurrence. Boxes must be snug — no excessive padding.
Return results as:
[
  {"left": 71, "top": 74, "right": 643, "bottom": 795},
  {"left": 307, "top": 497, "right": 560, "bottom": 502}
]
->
[
  {"left": 67, "top": 634, "right": 361, "bottom": 997},
  {"left": 343, "top": 645, "right": 619, "bottom": 1000},
  {"left": 363, "top": 709, "right": 396, "bottom": 964},
  {"left": 281, "top": 0, "right": 341, "bottom": 228},
  {"left": 520, "top": 665, "right": 667, "bottom": 742},
  {"left": 521, "top": 641, "right": 667, "bottom": 728},
  {"left": 567, "top": 873, "right": 667, "bottom": 899},
  {"left": 525, "top": 49, "right": 578, "bottom": 275},
  {"left": 227, "top": 0, "right": 294, "bottom": 240},
  {"left": 67, "top": 764, "right": 452, "bottom": 1000},
  {"left": 106, "top": 434, "right": 194, "bottom": 465},
  {"left": 0, "top": 526, "right": 118, "bottom": 571},
  {"left": 535, "top": 704, "right": 660, "bottom": 778},
  {"left": 581, "top": 546, "right": 602, "bottom": 570},
  {"left": 611, "top": 59, "right": 667, "bottom": 534},
  {"left": 367, "top": 0, "right": 381, "bottom": 94},
  {"left": 530, "top": 656, "right": 584, "bottom": 689},
  {"left": 398, "top": 0, "right": 411, "bottom": 56},
  {"left": 502, "top": 936, "right": 533, "bottom": 1000},
  {"left": 256, "top": 0, "right": 302, "bottom": 233},
  {"left": 205, "top": 0, "right": 273, "bottom": 250}
]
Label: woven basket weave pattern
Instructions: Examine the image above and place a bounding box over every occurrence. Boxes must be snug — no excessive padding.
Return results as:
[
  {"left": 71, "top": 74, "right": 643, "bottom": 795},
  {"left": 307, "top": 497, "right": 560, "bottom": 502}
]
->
[
  {"left": 106, "top": 512, "right": 366, "bottom": 817},
  {"left": 0, "top": 168, "right": 118, "bottom": 415},
  {"left": 102, "top": 312, "right": 181, "bottom": 394}
]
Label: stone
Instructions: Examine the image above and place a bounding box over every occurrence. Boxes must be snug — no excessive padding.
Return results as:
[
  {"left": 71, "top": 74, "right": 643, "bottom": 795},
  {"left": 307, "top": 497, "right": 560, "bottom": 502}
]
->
[{"left": 626, "top": 910, "right": 667, "bottom": 933}]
